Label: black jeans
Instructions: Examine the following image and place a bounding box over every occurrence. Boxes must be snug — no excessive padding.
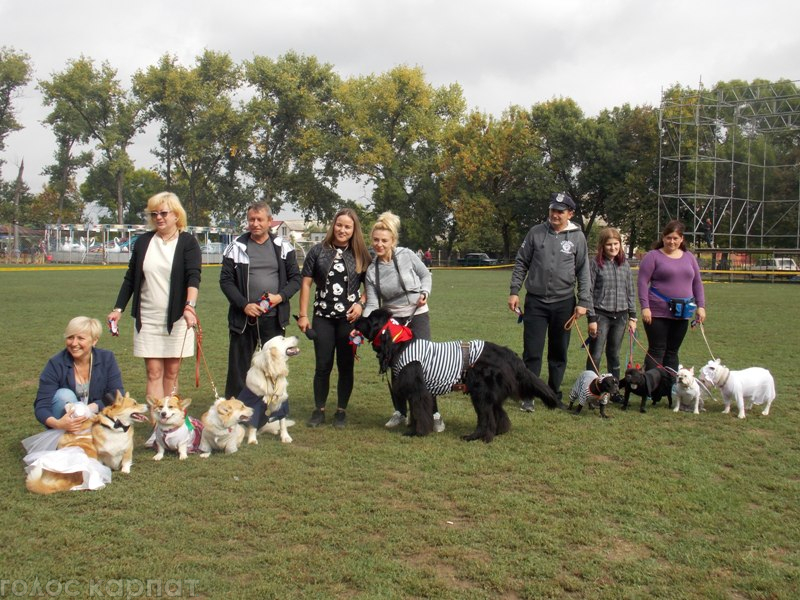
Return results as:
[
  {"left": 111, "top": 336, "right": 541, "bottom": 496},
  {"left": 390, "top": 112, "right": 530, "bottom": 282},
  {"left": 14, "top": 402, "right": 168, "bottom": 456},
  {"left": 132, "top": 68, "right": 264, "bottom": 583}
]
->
[
  {"left": 390, "top": 312, "right": 438, "bottom": 416},
  {"left": 522, "top": 295, "right": 576, "bottom": 398},
  {"left": 225, "top": 315, "right": 284, "bottom": 398},
  {"left": 642, "top": 317, "right": 689, "bottom": 374},
  {"left": 312, "top": 316, "right": 357, "bottom": 411}
]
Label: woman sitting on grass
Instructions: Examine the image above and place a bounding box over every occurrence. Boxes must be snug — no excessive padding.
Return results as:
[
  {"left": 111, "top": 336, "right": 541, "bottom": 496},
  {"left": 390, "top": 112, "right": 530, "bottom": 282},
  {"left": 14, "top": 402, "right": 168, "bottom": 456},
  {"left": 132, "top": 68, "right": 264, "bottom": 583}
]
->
[{"left": 34, "top": 316, "right": 125, "bottom": 432}]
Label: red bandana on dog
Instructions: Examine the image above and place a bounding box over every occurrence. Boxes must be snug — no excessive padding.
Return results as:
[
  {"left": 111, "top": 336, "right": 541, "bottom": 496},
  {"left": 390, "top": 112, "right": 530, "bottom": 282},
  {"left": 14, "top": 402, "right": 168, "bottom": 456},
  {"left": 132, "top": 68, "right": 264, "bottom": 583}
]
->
[{"left": 374, "top": 318, "right": 414, "bottom": 346}]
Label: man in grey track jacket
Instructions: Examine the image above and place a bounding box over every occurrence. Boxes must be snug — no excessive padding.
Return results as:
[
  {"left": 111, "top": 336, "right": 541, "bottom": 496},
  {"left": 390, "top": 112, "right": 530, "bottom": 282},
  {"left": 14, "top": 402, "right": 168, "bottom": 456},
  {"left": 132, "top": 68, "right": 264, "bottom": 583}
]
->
[{"left": 508, "top": 192, "right": 592, "bottom": 405}]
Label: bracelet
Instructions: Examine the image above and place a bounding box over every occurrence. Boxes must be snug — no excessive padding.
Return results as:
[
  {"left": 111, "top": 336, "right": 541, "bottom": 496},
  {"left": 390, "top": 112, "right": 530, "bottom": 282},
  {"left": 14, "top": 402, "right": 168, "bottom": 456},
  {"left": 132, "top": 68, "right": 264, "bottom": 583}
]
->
[
  {"left": 112, "top": 308, "right": 122, "bottom": 313},
  {"left": 298, "top": 315, "right": 308, "bottom": 319}
]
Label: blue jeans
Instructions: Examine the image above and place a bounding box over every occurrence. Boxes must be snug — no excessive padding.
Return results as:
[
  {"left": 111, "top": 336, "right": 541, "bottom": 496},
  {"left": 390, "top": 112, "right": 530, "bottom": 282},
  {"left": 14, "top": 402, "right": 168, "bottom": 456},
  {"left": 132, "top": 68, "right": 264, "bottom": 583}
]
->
[
  {"left": 587, "top": 311, "right": 628, "bottom": 379},
  {"left": 51, "top": 388, "right": 82, "bottom": 419}
]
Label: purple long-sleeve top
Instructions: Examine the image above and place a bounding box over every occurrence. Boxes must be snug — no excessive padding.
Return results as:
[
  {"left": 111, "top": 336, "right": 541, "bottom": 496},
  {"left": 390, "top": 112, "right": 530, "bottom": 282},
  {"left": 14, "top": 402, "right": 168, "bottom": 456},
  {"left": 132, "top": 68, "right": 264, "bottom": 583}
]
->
[{"left": 637, "top": 249, "right": 705, "bottom": 319}]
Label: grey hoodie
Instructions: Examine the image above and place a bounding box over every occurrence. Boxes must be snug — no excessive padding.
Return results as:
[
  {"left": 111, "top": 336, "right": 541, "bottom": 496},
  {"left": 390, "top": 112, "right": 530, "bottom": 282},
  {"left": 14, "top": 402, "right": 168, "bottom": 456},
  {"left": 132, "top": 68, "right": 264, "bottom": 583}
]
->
[{"left": 509, "top": 221, "right": 592, "bottom": 309}]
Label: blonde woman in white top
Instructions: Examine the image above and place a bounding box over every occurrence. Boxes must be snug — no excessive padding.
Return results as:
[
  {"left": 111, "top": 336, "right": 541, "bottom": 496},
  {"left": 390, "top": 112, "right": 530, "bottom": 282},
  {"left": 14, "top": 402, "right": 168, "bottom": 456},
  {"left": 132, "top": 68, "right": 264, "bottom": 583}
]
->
[{"left": 108, "top": 192, "right": 202, "bottom": 399}]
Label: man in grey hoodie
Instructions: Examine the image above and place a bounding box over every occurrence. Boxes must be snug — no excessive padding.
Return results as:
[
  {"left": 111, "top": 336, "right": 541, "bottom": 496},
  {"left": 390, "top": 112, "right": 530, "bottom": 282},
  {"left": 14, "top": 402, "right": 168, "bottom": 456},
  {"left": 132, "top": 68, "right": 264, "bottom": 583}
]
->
[{"left": 508, "top": 192, "right": 592, "bottom": 408}]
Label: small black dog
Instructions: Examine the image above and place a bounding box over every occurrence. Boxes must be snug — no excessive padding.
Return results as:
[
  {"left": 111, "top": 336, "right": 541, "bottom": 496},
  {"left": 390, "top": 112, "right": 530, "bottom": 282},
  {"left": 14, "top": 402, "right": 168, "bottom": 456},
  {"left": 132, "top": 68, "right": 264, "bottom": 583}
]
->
[
  {"left": 567, "top": 371, "right": 619, "bottom": 418},
  {"left": 352, "top": 308, "right": 560, "bottom": 442},
  {"left": 620, "top": 365, "right": 674, "bottom": 413}
]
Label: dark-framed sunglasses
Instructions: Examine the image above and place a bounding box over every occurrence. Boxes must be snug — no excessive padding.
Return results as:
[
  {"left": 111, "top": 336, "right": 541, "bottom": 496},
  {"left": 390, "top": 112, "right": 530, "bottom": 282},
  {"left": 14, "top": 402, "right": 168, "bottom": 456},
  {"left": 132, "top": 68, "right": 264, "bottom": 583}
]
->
[{"left": 149, "top": 210, "right": 171, "bottom": 219}]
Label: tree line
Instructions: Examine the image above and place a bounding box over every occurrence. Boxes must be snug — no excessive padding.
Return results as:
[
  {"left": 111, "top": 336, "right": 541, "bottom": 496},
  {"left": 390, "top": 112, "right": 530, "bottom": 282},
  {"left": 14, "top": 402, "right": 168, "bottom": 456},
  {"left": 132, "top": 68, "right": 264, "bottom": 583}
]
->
[{"left": 1, "top": 46, "right": 798, "bottom": 255}]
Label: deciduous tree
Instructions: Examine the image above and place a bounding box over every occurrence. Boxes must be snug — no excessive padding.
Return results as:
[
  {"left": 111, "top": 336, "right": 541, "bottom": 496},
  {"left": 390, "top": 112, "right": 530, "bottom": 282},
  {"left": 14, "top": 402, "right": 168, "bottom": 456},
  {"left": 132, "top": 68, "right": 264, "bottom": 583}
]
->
[
  {"left": 0, "top": 47, "right": 31, "bottom": 173},
  {"left": 337, "top": 65, "right": 465, "bottom": 249},
  {"left": 40, "top": 57, "right": 144, "bottom": 224}
]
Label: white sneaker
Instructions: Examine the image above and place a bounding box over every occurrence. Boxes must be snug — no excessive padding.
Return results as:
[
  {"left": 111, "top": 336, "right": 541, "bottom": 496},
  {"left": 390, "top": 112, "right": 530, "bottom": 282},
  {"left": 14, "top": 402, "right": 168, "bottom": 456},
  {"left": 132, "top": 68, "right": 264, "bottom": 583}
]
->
[
  {"left": 385, "top": 411, "right": 405, "bottom": 428},
  {"left": 433, "top": 412, "right": 445, "bottom": 433}
]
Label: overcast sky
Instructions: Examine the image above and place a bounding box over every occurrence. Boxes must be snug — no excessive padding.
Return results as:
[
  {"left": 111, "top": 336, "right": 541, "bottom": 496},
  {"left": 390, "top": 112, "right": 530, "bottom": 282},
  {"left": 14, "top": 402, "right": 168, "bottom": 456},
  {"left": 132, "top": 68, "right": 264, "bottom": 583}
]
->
[{"left": 2, "top": 0, "right": 798, "bottom": 208}]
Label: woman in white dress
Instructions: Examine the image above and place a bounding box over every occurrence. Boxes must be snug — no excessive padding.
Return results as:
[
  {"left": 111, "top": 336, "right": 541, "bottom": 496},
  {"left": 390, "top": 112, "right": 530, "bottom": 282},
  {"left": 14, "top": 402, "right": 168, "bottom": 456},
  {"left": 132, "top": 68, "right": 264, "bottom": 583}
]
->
[{"left": 107, "top": 192, "right": 202, "bottom": 399}]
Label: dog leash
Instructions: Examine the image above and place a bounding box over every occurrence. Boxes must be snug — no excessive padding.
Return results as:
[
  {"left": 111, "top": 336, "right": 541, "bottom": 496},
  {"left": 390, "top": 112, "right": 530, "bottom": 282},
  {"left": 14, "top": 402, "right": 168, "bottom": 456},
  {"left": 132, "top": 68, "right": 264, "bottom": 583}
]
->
[
  {"left": 629, "top": 333, "right": 679, "bottom": 378},
  {"left": 173, "top": 308, "right": 205, "bottom": 395},
  {"left": 693, "top": 321, "right": 718, "bottom": 362},
  {"left": 193, "top": 320, "right": 222, "bottom": 399},
  {"left": 564, "top": 313, "right": 602, "bottom": 375}
]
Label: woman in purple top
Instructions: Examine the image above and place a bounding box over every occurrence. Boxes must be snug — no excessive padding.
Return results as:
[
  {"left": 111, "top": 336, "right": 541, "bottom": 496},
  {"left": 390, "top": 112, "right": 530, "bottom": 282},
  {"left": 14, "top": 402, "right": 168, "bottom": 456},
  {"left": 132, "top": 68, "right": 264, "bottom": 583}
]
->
[{"left": 637, "top": 220, "right": 706, "bottom": 373}]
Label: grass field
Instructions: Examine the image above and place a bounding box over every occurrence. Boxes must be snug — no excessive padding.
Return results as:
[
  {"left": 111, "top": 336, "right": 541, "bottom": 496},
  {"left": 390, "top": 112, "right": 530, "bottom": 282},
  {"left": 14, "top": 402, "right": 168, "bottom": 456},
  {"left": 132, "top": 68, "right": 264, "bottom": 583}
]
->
[{"left": 0, "top": 267, "right": 798, "bottom": 599}]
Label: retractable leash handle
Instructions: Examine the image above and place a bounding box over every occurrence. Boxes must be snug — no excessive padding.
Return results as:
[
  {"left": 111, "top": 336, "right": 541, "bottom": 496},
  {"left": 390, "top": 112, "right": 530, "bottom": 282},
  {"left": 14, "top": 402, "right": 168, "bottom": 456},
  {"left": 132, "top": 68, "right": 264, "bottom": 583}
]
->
[{"left": 292, "top": 314, "right": 317, "bottom": 340}]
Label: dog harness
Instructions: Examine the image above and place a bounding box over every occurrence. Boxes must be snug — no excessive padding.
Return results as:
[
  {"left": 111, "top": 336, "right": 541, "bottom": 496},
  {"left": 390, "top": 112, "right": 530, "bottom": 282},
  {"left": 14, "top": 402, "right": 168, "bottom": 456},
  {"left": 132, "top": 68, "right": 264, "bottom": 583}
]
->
[
  {"left": 569, "top": 370, "right": 612, "bottom": 407},
  {"left": 156, "top": 416, "right": 203, "bottom": 453},
  {"left": 392, "top": 339, "right": 485, "bottom": 397}
]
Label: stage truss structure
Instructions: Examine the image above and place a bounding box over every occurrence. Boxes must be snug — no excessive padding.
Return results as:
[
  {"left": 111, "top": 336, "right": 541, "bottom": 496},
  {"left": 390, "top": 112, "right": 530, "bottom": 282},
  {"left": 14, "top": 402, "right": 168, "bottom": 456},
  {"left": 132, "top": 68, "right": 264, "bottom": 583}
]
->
[{"left": 658, "top": 80, "right": 800, "bottom": 249}]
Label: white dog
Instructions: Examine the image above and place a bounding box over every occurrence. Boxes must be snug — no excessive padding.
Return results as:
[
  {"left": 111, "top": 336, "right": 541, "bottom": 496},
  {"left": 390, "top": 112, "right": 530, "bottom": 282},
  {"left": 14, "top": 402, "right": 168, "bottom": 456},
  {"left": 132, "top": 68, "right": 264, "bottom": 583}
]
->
[
  {"left": 241, "top": 335, "right": 300, "bottom": 444},
  {"left": 700, "top": 358, "right": 775, "bottom": 419},
  {"left": 672, "top": 366, "right": 704, "bottom": 414}
]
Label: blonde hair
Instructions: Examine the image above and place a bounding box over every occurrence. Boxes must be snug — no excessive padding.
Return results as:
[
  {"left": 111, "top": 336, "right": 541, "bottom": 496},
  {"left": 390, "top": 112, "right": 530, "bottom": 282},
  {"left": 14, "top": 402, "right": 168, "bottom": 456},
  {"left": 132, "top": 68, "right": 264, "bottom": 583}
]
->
[
  {"left": 64, "top": 316, "right": 102, "bottom": 342},
  {"left": 324, "top": 208, "right": 372, "bottom": 273},
  {"left": 146, "top": 192, "right": 188, "bottom": 231},
  {"left": 371, "top": 211, "right": 401, "bottom": 256}
]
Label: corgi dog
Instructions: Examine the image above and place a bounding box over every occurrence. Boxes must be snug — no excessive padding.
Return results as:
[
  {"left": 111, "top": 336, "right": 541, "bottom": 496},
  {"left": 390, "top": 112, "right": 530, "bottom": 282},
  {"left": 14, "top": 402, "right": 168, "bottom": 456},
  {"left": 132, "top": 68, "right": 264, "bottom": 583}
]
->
[
  {"left": 25, "top": 403, "right": 101, "bottom": 495},
  {"left": 92, "top": 391, "right": 149, "bottom": 473},
  {"left": 198, "top": 397, "right": 254, "bottom": 457},
  {"left": 146, "top": 394, "right": 203, "bottom": 460}
]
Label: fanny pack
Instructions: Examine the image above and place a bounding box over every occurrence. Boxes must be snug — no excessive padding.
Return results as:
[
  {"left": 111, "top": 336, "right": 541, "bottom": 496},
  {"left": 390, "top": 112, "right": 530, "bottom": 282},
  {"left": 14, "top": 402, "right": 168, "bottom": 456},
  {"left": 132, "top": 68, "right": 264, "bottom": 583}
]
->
[{"left": 651, "top": 288, "right": 697, "bottom": 320}]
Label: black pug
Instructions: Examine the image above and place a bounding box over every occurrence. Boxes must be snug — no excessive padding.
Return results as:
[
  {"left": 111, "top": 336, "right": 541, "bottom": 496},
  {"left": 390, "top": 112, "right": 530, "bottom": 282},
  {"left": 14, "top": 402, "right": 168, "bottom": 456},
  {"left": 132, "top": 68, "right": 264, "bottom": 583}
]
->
[
  {"left": 620, "top": 365, "right": 674, "bottom": 413},
  {"left": 352, "top": 308, "right": 560, "bottom": 442}
]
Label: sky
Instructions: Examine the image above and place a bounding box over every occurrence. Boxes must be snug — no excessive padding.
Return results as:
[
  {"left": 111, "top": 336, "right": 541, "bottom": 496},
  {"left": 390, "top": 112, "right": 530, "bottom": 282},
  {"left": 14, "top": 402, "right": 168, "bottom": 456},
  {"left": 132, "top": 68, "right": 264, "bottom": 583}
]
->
[{"left": 1, "top": 0, "right": 799, "bottom": 211}]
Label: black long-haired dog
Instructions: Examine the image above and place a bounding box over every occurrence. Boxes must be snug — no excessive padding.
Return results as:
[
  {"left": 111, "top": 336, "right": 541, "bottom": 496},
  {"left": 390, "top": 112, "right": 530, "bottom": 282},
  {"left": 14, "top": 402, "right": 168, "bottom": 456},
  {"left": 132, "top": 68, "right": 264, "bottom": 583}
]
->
[{"left": 352, "top": 308, "right": 560, "bottom": 442}]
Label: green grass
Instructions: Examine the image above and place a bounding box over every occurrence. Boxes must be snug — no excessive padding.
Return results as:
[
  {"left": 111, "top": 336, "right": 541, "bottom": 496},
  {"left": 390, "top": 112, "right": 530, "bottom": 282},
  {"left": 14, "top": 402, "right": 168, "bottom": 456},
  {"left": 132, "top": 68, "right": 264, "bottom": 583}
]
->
[{"left": 1, "top": 267, "right": 798, "bottom": 599}]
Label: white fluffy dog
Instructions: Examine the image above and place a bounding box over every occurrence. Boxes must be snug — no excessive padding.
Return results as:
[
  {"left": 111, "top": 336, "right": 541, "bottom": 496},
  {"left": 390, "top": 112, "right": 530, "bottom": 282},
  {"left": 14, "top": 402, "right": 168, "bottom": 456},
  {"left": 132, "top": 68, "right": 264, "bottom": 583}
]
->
[
  {"left": 243, "top": 335, "right": 300, "bottom": 444},
  {"left": 672, "top": 366, "right": 704, "bottom": 414},
  {"left": 700, "top": 358, "right": 775, "bottom": 419}
]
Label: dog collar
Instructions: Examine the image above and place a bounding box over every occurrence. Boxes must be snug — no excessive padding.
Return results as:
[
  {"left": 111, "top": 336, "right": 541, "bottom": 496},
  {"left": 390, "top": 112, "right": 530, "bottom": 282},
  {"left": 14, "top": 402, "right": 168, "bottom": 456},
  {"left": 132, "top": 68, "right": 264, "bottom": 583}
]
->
[
  {"left": 98, "top": 414, "right": 131, "bottom": 432},
  {"left": 715, "top": 366, "right": 730, "bottom": 388}
]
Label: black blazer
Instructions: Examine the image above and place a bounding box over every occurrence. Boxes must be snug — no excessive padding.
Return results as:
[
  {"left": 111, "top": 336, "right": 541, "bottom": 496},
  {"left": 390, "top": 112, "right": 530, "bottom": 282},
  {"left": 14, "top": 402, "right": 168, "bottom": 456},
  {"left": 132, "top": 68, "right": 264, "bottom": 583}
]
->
[{"left": 113, "top": 231, "right": 202, "bottom": 333}]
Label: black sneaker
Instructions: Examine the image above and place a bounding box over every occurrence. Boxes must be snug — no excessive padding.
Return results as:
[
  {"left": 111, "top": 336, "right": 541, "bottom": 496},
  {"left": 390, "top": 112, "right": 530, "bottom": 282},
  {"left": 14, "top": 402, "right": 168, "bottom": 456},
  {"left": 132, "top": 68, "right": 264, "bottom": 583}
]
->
[
  {"left": 333, "top": 410, "right": 347, "bottom": 429},
  {"left": 307, "top": 408, "right": 325, "bottom": 427}
]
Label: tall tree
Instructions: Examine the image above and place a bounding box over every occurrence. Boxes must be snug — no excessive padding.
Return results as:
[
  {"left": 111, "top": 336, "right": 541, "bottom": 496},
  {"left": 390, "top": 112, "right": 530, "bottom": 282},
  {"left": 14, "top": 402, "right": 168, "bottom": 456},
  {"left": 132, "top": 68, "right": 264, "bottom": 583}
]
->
[
  {"left": 134, "top": 51, "right": 244, "bottom": 224},
  {"left": 40, "top": 57, "right": 144, "bottom": 223},
  {"left": 441, "top": 107, "right": 547, "bottom": 258},
  {"left": 527, "top": 98, "right": 593, "bottom": 231},
  {"left": 0, "top": 47, "right": 32, "bottom": 174},
  {"left": 337, "top": 65, "right": 466, "bottom": 249},
  {"left": 243, "top": 51, "right": 343, "bottom": 223},
  {"left": 81, "top": 166, "right": 165, "bottom": 224},
  {"left": 600, "top": 104, "right": 660, "bottom": 254}
]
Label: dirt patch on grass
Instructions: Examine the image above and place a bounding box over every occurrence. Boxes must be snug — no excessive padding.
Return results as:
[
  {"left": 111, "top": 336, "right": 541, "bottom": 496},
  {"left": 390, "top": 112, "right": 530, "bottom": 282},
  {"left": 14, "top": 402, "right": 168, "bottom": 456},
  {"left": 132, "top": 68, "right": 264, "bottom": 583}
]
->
[{"left": 606, "top": 536, "right": 652, "bottom": 562}]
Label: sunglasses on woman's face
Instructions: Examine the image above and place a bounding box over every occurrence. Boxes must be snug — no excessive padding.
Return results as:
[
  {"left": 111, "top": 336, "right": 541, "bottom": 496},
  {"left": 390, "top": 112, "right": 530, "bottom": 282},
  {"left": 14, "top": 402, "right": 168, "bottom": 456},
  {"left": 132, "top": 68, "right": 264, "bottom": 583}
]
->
[{"left": 149, "top": 210, "right": 171, "bottom": 219}]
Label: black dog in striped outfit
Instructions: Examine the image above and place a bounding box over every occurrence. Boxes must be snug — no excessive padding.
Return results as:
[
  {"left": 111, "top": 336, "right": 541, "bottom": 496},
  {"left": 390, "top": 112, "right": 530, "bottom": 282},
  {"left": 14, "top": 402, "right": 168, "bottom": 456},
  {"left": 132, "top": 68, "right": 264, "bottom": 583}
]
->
[{"left": 352, "top": 308, "right": 560, "bottom": 442}]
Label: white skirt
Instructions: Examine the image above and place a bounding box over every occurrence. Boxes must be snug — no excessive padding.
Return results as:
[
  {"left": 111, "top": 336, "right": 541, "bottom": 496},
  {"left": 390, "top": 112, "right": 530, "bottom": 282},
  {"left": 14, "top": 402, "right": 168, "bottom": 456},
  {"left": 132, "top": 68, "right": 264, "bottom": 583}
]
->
[
  {"left": 133, "top": 317, "right": 195, "bottom": 358},
  {"left": 23, "top": 447, "right": 112, "bottom": 492}
]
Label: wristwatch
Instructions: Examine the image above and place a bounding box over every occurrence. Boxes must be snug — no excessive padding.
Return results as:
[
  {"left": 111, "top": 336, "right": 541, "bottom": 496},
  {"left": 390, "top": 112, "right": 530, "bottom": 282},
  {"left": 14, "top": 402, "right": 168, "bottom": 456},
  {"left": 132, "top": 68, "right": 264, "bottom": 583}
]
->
[{"left": 185, "top": 300, "right": 196, "bottom": 308}]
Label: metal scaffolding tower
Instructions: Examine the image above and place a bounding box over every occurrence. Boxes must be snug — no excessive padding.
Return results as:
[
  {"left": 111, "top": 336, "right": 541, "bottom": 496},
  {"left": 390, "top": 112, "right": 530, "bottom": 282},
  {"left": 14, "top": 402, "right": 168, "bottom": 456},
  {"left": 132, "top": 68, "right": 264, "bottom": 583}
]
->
[{"left": 658, "top": 80, "right": 800, "bottom": 249}]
